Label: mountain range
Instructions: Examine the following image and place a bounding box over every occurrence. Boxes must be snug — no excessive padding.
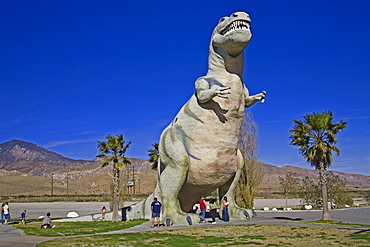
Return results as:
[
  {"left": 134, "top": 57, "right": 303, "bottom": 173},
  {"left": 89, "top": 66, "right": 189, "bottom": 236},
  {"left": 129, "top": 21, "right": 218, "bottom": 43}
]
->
[{"left": 0, "top": 140, "right": 369, "bottom": 196}]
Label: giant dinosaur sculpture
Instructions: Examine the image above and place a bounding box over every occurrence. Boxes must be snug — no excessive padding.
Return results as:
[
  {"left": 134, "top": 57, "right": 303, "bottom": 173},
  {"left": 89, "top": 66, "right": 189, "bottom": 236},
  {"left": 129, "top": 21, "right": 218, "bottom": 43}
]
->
[{"left": 127, "top": 11, "right": 266, "bottom": 226}]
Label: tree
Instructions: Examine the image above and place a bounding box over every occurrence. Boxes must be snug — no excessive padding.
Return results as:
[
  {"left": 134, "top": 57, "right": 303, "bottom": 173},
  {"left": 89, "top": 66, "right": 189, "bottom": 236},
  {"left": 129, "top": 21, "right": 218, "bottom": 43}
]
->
[
  {"left": 365, "top": 190, "right": 370, "bottom": 205},
  {"left": 236, "top": 110, "right": 264, "bottom": 208},
  {"left": 97, "top": 135, "right": 131, "bottom": 222},
  {"left": 299, "top": 176, "right": 320, "bottom": 207},
  {"left": 109, "top": 170, "right": 128, "bottom": 211},
  {"left": 326, "top": 172, "right": 353, "bottom": 208},
  {"left": 290, "top": 111, "right": 347, "bottom": 220},
  {"left": 279, "top": 172, "right": 300, "bottom": 209},
  {"left": 148, "top": 142, "right": 159, "bottom": 170},
  {"left": 299, "top": 174, "right": 352, "bottom": 209}
]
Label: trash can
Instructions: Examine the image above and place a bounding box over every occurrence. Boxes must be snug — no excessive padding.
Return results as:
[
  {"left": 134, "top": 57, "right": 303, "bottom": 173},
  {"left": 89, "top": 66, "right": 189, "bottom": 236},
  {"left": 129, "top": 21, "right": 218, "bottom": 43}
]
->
[{"left": 121, "top": 206, "right": 131, "bottom": 221}]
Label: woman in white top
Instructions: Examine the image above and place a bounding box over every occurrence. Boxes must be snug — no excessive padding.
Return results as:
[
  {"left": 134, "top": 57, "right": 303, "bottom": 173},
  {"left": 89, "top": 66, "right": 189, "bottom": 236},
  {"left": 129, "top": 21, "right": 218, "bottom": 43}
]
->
[{"left": 3, "top": 202, "right": 10, "bottom": 225}]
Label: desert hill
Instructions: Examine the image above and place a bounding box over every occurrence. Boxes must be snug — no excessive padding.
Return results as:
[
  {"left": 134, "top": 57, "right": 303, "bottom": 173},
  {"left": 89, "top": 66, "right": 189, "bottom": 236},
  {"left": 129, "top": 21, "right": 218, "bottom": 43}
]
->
[
  {"left": 0, "top": 140, "right": 368, "bottom": 197},
  {"left": 0, "top": 140, "right": 100, "bottom": 176},
  {"left": 0, "top": 163, "right": 157, "bottom": 197},
  {"left": 0, "top": 169, "right": 51, "bottom": 196},
  {"left": 259, "top": 163, "right": 370, "bottom": 193}
]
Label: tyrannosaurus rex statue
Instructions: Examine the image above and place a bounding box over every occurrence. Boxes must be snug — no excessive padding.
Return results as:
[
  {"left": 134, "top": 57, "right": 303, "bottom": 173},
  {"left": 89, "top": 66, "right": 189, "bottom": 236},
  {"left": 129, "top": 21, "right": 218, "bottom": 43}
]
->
[{"left": 127, "top": 11, "right": 266, "bottom": 226}]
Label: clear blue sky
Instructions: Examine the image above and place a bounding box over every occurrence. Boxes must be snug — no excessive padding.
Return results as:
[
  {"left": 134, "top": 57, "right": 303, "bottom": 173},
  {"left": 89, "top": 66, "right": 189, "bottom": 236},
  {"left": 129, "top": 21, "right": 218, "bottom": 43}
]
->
[{"left": 1, "top": 0, "right": 369, "bottom": 175}]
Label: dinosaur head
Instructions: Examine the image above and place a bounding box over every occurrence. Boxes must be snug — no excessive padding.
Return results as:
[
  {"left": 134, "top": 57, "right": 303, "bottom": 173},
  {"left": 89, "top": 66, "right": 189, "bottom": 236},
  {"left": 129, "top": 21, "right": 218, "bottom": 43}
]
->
[{"left": 212, "top": 12, "right": 252, "bottom": 57}]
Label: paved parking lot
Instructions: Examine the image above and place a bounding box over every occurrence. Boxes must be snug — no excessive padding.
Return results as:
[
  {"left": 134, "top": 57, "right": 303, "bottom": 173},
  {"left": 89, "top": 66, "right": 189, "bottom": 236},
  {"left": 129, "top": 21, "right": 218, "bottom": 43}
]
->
[
  {"left": 7, "top": 202, "right": 111, "bottom": 219},
  {"left": 0, "top": 205, "right": 369, "bottom": 247},
  {"left": 7, "top": 201, "right": 134, "bottom": 220},
  {"left": 7, "top": 202, "right": 370, "bottom": 225},
  {"left": 256, "top": 207, "right": 370, "bottom": 225}
]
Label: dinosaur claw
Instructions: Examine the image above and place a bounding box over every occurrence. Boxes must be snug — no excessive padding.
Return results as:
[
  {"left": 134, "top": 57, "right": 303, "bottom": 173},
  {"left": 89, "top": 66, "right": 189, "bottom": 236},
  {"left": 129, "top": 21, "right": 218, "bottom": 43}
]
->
[{"left": 165, "top": 217, "right": 172, "bottom": 227}]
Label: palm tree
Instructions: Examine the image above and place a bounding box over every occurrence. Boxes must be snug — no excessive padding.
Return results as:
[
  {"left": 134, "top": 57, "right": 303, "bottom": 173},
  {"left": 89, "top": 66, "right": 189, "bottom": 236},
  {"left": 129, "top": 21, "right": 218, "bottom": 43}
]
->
[
  {"left": 290, "top": 111, "right": 346, "bottom": 220},
  {"left": 97, "top": 135, "right": 131, "bottom": 222},
  {"left": 147, "top": 142, "right": 159, "bottom": 170}
]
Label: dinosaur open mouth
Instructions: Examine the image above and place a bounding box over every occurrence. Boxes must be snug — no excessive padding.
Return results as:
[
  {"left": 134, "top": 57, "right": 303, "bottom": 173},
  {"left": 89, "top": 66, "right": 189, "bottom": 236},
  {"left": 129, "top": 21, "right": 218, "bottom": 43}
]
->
[{"left": 221, "top": 20, "right": 250, "bottom": 35}]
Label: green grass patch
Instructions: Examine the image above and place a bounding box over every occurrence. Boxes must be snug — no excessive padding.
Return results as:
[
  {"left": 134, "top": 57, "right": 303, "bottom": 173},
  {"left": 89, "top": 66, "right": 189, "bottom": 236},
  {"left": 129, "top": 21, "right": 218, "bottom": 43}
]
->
[
  {"left": 348, "top": 230, "right": 370, "bottom": 242},
  {"left": 14, "top": 219, "right": 147, "bottom": 237},
  {"left": 239, "top": 235, "right": 266, "bottom": 240},
  {"left": 300, "top": 220, "right": 370, "bottom": 229},
  {"left": 243, "top": 241, "right": 263, "bottom": 245},
  {"left": 35, "top": 224, "right": 370, "bottom": 246}
]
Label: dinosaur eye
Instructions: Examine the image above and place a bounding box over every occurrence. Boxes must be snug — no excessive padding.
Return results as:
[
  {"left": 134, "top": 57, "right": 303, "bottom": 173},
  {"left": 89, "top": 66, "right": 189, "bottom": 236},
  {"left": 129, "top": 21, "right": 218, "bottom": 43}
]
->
[{"left": 219, "top": 17, "right": 226, "bottom": 23}]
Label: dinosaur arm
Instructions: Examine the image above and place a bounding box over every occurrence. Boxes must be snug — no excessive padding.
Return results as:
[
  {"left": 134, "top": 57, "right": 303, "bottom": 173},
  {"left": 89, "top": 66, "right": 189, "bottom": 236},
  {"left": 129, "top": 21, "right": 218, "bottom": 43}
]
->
[
  {"left": 245, "top": 87, "right": 266, "bottom": 108},
  {"left": 195, "top": 78, "right": 230, "bottom": 103}
]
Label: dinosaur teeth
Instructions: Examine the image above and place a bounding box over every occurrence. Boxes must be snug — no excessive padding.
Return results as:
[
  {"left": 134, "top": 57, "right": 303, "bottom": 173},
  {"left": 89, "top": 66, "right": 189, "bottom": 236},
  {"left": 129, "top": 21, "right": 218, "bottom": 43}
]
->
[{"left": 221, "top": 20, "right": 250, "bottom": 35}]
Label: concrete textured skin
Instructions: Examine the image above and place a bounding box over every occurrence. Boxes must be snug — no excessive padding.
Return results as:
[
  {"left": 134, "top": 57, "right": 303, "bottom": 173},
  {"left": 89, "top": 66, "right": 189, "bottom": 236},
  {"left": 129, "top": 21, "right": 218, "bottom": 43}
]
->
[{"left": 128, "top": 12, "right": 265, "bottom": 226}]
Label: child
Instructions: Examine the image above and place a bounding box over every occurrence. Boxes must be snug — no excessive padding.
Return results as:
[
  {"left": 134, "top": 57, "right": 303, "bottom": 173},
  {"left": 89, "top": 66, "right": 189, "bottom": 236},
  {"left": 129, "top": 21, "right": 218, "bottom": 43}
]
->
[
  {"left": 101, "top": 206, "right": 107, "bottom": 220},
  {"left": 21, "top": 210, "right": 26, "bottom": 224}
]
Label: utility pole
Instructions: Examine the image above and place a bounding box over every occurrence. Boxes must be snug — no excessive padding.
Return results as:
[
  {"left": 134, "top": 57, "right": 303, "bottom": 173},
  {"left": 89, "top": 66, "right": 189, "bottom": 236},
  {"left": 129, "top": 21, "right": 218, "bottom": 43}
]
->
[
  {"left": 132, "top": 164, "right": 135, "bottom": 195},
  {"left": 51, "top": 173, "right": 54, "bottom": 199},
  {"left": 66, "top": 173, "right": 69, "bottom": 197},
  {"left": 138, "top": 174, "right": 141, "bottom": 195}
]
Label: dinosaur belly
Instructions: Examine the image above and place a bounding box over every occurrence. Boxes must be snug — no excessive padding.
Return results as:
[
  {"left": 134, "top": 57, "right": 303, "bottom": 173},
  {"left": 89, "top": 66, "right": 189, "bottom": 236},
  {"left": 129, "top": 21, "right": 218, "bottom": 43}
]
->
[{"left": 179, "top": 77, "right": 245, "bottom": 186}]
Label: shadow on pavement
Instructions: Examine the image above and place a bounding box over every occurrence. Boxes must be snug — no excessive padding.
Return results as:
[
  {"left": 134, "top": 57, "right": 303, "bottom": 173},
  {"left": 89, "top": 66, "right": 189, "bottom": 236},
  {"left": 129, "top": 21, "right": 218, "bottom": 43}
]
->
[{"left": 274, "top": 217, "right": 304, "bottom": 221}]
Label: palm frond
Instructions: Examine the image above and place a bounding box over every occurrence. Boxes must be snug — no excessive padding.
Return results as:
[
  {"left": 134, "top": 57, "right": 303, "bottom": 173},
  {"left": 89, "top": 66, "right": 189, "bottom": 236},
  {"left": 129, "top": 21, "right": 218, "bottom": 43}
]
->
[
  {"left": 290, "top": 111, "right": 346, "bottom": 170},
  {"left": 147, "top": 142, "right": 159, "bottom": 170}
]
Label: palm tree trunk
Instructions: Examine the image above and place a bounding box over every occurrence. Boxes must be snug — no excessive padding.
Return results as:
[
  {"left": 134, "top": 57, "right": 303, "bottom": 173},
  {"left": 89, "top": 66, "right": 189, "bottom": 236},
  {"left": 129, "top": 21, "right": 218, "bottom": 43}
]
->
[
  {"left": 112, "top": 165, "right": 120, "bottom": 222},
  {"left": 319, "top": 163, "right": 331, "bottom": 220}
]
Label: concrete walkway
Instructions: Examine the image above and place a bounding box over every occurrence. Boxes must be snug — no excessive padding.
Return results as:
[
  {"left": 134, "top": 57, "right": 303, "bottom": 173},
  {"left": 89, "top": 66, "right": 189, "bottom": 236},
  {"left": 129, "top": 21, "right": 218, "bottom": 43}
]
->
[
  {"left": 99, "top": 208, "right": 370, "bottom": 235},
  {"left": 0, "top": 223, "right": 55, "bottom": 247},
  {"left": 1, "top": 207, "right": 369, "bottom": 247}
]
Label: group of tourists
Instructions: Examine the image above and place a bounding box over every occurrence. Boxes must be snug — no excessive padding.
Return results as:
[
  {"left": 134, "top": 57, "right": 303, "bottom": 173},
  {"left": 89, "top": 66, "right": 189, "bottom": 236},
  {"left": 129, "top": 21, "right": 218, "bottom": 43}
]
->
[
  {"left": 149, "top": 196, "right": 230, "bottom": 228},
  {"left": 199, "top": 196, "right": 229, "bottom": 223},
  {"left": 1, "top": 202, "right": 26, "bottom": 225},
  {"left": 1, "top": 201, "right": 54, "bottom": 228},
  {"left": 2, "top": 197, "right": 229, "bottom": 229}
]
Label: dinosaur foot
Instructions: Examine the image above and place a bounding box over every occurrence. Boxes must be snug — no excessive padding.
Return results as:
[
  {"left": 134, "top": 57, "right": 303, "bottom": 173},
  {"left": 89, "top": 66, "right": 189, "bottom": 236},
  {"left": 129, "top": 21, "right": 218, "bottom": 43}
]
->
[
  {"left": 229, "top": 207, "right": 256, "bottom": 220},
  {"left": 164, "top": 212, "right": 201, "bottom": 226}
]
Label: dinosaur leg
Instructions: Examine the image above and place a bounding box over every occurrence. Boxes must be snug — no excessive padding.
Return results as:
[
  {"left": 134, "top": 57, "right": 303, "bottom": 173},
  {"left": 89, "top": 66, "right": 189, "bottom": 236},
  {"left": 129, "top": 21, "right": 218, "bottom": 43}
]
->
[
  {"left": 218, "top": 149, "right": 254, "bottom": 220},
  {"left": 158, "top": 127, "right": 200, "bottom": 226}
]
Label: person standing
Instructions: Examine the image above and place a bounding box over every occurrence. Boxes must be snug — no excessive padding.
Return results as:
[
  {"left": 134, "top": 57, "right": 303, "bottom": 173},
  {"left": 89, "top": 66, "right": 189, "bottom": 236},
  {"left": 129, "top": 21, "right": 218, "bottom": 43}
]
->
[
  {"left": 222, "top": 196, "right": 229, "bottom": 222},
  {"left": 101, "top": 206, "right": 107, "bottom": 220},
  {"left": 199, "top": 196, "right": 206, "bottom": 223},
  {"left": 3, "top": 202, "right": 10, "bottom": 225},
  {"left": 209, "top": 198, "right": 217, "bottom": 224},
  {"left": 1, "top": 203, "right": 4, "bottom": 224},
  {"left": 150, "top": 197, "right": 162, "bottom": 228},
  {"left": 21, "top": 210, "right": 27, "bottom": 224}
]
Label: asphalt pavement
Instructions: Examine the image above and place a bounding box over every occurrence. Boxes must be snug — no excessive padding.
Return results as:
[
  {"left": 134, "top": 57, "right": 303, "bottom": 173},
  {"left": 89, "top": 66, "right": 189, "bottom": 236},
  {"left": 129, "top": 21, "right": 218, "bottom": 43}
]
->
[{"left": 1, "top": 207, "right": 369, "bottom": 247}]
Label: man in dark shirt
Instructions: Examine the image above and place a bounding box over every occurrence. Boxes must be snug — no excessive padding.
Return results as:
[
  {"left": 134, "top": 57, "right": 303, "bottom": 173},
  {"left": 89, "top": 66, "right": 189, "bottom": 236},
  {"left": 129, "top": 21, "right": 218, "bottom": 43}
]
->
[{"left": 150, "top": 197, "right": 162, "bottom": 228}]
